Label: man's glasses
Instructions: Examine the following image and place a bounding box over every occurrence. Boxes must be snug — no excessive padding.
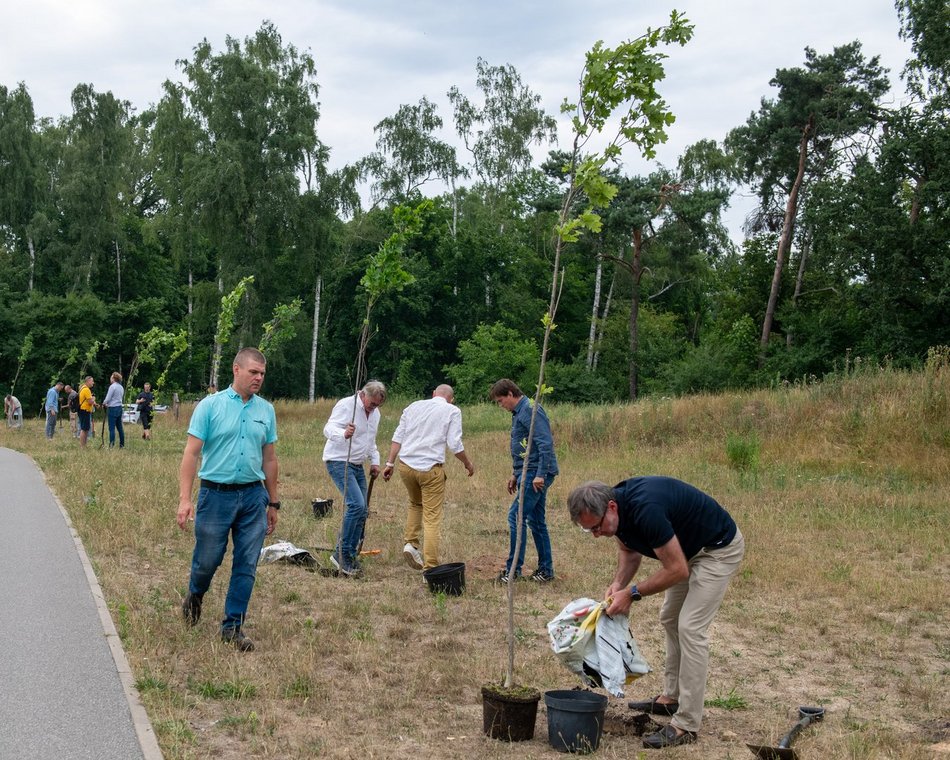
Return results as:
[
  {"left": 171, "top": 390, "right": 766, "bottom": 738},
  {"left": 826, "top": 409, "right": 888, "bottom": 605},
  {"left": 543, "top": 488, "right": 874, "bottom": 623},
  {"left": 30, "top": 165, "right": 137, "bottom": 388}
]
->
[{"left": 581, "top": 511, "right": 607, "bottom": 534}]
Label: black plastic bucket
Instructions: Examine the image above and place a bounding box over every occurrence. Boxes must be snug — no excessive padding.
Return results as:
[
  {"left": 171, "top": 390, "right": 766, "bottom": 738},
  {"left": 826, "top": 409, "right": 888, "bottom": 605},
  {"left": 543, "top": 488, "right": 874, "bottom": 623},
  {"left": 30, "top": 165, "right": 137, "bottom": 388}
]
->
[
  {"left": 545, "top": 690, "right": 608, "bottom": 753},
  {"left": 422, "top": 562, "right": 465, "bottom": 596},
  {"left": 311, "top": 498, "right": 333, "bottom": 518}
]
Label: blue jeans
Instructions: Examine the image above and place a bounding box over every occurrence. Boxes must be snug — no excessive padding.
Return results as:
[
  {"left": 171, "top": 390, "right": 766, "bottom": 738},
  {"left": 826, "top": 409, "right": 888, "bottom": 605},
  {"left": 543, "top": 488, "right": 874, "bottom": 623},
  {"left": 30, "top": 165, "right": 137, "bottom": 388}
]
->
[
  {"left": 188, "top": 484, "right": 268, "bottom": 632},
  {"left": 45, "top": 412, "right": 57, "bottom": 439},
  {"left": 326, "top": 460, "right": 368, "bottom": 565},
  {"left": 106, "top": 406, "right": 125, "bottom": 447},
  {"left": 506, "top": 474, "right": 555, "bottom": 576}
]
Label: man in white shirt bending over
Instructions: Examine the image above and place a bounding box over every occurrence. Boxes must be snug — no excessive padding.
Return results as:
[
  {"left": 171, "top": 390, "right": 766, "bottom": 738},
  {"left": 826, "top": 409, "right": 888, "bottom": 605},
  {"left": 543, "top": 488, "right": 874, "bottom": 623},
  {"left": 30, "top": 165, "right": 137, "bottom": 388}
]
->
[{"left": 382, "top": 384, "right": 474, "bottom": 571}]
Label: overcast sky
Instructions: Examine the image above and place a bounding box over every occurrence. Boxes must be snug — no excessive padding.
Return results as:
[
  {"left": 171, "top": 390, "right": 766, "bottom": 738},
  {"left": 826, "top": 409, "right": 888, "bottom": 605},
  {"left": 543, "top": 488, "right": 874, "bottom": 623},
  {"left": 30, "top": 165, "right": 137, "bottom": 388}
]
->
[{"left": 1, "top": 1, "right": 913, "bottom": 231}]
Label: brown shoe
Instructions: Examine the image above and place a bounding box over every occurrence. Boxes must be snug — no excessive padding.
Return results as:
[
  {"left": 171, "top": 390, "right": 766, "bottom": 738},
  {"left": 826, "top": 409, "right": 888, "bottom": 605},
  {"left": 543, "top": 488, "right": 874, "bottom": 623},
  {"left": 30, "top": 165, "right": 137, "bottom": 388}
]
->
[
  {"left": 221, "top": 628, "right": 255, "bottom": 652},
  {"left": 642, "top": 724, "right": 696, "bottom": 749},
  {"left": 628, "top": 695, "right": 679, "bottom": 716}
]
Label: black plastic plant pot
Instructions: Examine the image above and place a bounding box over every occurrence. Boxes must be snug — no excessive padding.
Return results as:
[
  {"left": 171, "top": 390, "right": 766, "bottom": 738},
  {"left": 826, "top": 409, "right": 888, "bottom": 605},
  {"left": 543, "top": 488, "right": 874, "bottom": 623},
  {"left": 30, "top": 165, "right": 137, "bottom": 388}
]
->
[
  {"left": 481, "top": 684, "right": 541, "bottom": 742},
  {"left": 311, "top": 498, "right": 333, "bottom": 518}
]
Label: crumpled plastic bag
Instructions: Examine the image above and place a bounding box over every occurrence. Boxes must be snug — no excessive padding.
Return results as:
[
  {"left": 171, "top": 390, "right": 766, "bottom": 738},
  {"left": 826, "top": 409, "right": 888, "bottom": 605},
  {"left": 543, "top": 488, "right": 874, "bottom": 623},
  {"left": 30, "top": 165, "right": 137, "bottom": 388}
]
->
[
  {"left": 547, "top": 597, "right": 651, "bottom": 697},
  {"left": 259, "top": 540, "right": 316, "bottom": 568}
]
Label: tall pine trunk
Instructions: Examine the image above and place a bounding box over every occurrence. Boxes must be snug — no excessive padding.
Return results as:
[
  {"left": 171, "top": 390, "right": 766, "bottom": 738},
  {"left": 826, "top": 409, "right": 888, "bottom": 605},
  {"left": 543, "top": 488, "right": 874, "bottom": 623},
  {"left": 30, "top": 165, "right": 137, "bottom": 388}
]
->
[
  {"left": 760, "top": 117, "right": 812, "bottom": 361},
  {"left": 308, "top": 274, "right": 322, "bottom": 403}
]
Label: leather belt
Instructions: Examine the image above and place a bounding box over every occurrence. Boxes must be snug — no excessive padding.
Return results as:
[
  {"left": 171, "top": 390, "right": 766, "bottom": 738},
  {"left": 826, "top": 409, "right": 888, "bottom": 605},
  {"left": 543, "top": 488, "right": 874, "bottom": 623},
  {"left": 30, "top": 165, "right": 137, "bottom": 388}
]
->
[{"left": 200, "top": 479, "right": 261, "bottom": 492}]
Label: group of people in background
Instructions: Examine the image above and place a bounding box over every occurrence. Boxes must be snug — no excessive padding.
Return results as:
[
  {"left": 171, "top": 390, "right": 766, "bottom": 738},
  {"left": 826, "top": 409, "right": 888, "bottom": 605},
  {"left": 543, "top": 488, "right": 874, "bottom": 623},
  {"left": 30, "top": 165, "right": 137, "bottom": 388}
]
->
[
  {"left": 175, "top": 350, "right": 745, "bottom": 748},
  {"left": 7, "top": 375, "right": 155, "bottom": 448}
]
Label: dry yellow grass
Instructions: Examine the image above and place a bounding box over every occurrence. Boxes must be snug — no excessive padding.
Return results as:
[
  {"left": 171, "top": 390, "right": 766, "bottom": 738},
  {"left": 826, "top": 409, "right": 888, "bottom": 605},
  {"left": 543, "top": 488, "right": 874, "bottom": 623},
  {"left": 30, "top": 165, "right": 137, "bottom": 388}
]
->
[{"left": 2, "top": 360, "right": 948, "bottom": 759}]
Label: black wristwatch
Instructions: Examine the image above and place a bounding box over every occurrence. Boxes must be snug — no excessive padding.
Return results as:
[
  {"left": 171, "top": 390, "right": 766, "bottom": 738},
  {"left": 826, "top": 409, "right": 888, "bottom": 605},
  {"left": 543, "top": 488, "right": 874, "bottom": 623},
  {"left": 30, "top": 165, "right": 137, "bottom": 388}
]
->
[
  {"left": 629, "top": 584, "right": 642, "bottom": 601},
  {"left": 267, "top": 501, "right": 281, "bottom": 510}
]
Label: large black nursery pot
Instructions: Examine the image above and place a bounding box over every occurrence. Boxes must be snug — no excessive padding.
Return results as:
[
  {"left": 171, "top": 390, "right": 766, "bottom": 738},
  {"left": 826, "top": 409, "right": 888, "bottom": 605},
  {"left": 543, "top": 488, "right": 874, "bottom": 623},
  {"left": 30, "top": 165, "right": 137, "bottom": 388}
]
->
[
  {"left": 481, "top": 684, "right": 541, "bottom": 742},
  {"left": 544, "top": 689, "right": 608, "bottom": 754},
  {"left": 311, "top": 498, "right": 333, "bottom": 518}
]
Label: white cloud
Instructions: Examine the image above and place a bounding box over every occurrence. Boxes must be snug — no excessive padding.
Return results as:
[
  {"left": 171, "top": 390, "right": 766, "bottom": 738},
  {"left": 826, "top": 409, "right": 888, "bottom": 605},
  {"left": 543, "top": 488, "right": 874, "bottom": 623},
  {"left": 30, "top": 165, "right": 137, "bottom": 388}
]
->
[{"left": 1, "top": 0, "right": 913, "bottom": 234}]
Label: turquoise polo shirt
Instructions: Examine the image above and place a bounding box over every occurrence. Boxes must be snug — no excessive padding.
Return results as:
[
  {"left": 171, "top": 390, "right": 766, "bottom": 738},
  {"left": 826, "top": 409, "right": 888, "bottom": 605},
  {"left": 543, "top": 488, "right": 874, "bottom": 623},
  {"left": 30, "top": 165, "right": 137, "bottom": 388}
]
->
[{"left": 188, "top": 386, "right": 278, "bottom": 484}]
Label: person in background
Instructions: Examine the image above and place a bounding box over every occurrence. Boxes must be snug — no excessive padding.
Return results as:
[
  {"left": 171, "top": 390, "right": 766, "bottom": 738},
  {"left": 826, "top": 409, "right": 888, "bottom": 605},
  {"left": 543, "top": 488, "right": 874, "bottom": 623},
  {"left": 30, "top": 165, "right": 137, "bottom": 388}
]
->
[
  {"left": 4, "top": 394, "right": 23, "bottom": 429},
  {"left": 322, "top": 380, "right": 387, "bottom": 577},
  {"left": 77, "top": 376, "right": 96, "bottom": 448},
  {"left": 102, "top": 372, "right": 126, "bottom": 449},
  {"left": 44, "top": 381, "right": 64, "bottom": 439},
  {"left": 64, "top": 385, "right": 80, "bottom": 437},
  {"left": 136, "top": 382, "right": 155, "bottom": 440},
  {"left": 489, "top": 378, "right": 559, "bottom": 584},
  {"left": 382, "top": 384, "right": 474, "bottom": 572},
  {"left": 568, "top": 477, "right": 745, "bottom": 750},
  {"left": 177, "top": 348, "right": 279, "bottom": 652}
]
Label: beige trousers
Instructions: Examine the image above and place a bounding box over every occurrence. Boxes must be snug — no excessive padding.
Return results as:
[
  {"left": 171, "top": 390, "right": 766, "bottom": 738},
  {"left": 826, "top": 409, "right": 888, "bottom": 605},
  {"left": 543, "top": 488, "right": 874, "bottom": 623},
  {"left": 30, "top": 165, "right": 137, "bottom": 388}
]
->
[
  {"left": 660, "top": 528, "right": 745, "bottom": 733},
  {"left": 399, "top": 462, "right": 447, "bottom": 570}
]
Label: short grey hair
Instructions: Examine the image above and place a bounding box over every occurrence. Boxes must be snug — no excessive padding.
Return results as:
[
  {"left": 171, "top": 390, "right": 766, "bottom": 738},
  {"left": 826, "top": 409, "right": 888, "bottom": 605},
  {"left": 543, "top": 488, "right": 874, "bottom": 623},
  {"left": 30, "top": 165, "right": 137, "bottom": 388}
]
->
[
  {"left": 567, "top": 481, "right": 615, "bottom": 523},
  {"left": 362, "top": 380, "right": 387, "bottom": 402}
]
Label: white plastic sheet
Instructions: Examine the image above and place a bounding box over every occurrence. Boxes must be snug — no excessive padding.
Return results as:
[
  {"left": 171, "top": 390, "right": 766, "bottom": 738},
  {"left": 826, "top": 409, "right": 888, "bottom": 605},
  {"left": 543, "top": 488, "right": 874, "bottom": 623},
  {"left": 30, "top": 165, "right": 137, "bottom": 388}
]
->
[
  {"left": 547, "top": 597, "right": 651, "bottom": 697},
  {"left": 258, "top": 540, "right": 316, "bottom": 568}
]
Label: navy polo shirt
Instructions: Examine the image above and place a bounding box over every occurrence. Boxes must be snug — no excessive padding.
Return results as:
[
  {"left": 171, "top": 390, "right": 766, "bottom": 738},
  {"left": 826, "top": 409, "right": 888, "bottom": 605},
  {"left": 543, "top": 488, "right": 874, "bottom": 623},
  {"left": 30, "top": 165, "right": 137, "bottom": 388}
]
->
[{"left": 613, "top": 476, "right": 737, "bottom": 560}]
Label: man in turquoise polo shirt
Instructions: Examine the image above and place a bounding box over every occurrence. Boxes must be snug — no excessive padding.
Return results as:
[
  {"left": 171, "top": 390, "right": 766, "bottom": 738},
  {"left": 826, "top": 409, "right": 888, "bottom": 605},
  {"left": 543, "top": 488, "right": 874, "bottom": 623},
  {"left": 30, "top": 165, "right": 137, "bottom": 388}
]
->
[{"left": 176, "top": 347, "right": 280, "bottom": 652}]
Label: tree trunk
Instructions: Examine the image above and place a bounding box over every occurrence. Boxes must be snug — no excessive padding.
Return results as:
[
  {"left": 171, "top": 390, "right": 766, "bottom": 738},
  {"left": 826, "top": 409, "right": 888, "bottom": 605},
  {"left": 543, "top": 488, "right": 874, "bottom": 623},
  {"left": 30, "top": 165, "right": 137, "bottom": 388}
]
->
[
  {"left": 114, "top": 240, "right": 122, "bottom": 303},
  {"left": 593, "top": 274, "right": 614, "bottom": 371},
  {"left": 787, "top": 234, "right": 811, "bottom": 347},
  {"left": 759, "top": 117, "right": 813, "bottom": 361},
  {"left": 629, "top": 228, "right": 643, "bottom": 401},
  {"left": 586, "top": 254, "right": 604, "bottom": 369},
  {"left": 308, "top": 274, "right": 322, "bottom": 403},
  {"left": 27, "top": 237, "right": 35, "bottom": 292},
  {"left": 210, "top": 275, "right": 223, "bottom": 390}
]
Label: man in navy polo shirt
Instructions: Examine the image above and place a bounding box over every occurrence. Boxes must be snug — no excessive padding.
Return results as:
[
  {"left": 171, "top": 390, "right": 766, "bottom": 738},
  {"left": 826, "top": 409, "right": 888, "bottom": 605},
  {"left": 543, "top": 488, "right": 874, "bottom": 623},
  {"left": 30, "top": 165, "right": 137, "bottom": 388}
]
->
[
  {"left": 177, "top": 348, "right": 280, "bottom": 652},
  {"left": 568, "top": 477, "right": 745, "bottom": 750}
]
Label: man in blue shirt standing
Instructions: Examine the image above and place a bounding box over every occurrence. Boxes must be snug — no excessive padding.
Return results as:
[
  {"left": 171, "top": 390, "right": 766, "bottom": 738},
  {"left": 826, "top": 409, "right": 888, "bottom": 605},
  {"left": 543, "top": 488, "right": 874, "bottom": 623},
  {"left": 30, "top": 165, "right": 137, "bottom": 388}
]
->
[
  {"left": 176, "top": 348, "right": 280, "bottom": 652},
  {"left": 44, "top": 381, "right": 64, "bottom": 439},
  {"left": 490, "top": 379, "right": 559, "bottom": 584}
]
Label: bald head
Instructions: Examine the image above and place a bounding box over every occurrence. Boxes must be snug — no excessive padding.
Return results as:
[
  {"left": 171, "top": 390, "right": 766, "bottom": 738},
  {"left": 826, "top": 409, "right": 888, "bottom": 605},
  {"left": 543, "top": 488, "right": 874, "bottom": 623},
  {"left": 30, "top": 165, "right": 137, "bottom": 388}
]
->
[{"left": 433, "top": 384, "right": 455, "bottom": 403}]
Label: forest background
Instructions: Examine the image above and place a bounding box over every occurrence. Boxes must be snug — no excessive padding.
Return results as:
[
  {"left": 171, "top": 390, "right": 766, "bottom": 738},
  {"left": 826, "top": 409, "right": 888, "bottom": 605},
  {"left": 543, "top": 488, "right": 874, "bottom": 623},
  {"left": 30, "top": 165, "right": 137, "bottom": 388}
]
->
[{"left": 1, "top": 0, "right": 947, "bottom": 406}]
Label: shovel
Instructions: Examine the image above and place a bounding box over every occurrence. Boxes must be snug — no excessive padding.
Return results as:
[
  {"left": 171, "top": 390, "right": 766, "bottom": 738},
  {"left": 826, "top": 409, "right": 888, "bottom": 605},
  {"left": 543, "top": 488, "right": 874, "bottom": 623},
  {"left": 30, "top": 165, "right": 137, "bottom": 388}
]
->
[
  {"left": 356, "top": 470, "right": 378, "bottom": 556},
  {"left": 747, "top": 706, "right": 825, "bottom": 760}
]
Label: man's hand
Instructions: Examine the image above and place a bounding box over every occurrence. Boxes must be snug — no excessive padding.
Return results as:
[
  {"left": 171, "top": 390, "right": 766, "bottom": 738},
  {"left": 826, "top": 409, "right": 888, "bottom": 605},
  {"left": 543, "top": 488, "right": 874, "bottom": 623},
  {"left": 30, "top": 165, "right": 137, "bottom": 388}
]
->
[
  {"left": 465, "top": 462, "right": 475, "bottom": 477},
  {"left": 382, "top": 463, "right": 394, "bottom": 481},
  {"left": 266, "top": 505, "right": 278, "bottom": 535},
  {"left": 506, "top": 475, "right": 517, "bottom": 495},
  {"left": 343, "top": 422, "right": 355, "bottom": 439},
  {"left": 369, "top": 464, "right": 381, "bottom": 478},
  {"left": 532, "top": 476, "right": 545, "bottom": 492},
  {"left": 176, "top": 498, "right": 194, "bottom": 530},
  {"left": 605, "top": 583, "right": 633, "bottom": 617}
]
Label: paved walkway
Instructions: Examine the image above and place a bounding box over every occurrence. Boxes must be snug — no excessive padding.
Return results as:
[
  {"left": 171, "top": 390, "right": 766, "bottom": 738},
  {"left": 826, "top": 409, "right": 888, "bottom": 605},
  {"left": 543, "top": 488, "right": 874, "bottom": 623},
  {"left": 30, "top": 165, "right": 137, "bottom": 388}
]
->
[{"left": 0, "top": 447, "right": 162, "bottom": 759}]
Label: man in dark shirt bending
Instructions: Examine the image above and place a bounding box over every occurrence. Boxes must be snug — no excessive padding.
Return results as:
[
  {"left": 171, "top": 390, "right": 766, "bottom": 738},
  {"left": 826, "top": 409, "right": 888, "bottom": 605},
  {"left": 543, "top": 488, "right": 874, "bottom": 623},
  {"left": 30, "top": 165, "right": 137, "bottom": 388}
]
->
[{"left": 568, "top": 477, "right": 745, "bottom": 750}]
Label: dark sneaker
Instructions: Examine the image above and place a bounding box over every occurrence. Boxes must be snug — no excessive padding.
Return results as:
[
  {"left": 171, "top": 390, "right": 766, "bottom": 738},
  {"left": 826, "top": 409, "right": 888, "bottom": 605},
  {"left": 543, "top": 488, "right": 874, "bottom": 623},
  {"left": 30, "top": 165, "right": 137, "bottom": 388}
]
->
[
  {"left": 330, "top": 552, "right": 362, "bottom": 577},
  {"left": 529, "top": 569, "right": 555, "bottom": 583},
  {"left": 642, "top": 725, "right": 695, "bottom": 749},
  {"left": 495, "top": 570, "right": 521, "bottom": 584},
  {"left": 221, "top": 628, "right": 255, "bottom": 652},
  {"left": 181, "top": 592, "right": 203, "bottom": 626}
]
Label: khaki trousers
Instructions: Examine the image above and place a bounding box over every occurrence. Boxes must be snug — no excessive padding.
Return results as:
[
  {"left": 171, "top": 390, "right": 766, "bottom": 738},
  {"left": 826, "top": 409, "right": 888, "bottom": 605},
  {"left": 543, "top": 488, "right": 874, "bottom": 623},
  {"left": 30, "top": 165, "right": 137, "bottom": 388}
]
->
[
  {"left": 399, "top": 462, "right": 447, "bottom": 570},
  {"left": 660, "top": 529, "right": 745, "bottom": 733}
]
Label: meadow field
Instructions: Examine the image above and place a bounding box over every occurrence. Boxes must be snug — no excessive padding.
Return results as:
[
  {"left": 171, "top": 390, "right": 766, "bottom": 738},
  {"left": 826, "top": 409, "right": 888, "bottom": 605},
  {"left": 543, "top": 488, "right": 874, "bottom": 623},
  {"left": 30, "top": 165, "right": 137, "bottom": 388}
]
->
[{"left": 2, "top": 358, "right": 948, "bottom": 759}]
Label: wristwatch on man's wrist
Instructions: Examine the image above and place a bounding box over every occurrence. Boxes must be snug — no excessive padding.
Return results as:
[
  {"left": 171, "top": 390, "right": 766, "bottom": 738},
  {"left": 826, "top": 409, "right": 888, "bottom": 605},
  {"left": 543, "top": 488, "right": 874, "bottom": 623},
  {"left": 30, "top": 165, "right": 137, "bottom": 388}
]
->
[
  {"left": 629, "top": 584, "right": 642, "bottom": 601},
  {"left": 267, "top": 501, "right": 281, "bottom": 510}
]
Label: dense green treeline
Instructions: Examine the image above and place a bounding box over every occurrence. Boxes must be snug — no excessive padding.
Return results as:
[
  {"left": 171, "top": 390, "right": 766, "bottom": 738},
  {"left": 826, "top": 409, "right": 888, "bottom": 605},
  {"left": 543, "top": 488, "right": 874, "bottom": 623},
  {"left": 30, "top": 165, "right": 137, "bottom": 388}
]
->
[{"left": 1, "top": 5, "right": 948, "bottom": 410}]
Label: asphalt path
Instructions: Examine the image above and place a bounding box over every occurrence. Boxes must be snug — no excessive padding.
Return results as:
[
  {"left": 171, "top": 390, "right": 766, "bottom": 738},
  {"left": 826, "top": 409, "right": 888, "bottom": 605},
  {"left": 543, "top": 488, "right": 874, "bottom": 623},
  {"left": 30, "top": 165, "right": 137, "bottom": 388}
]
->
[{"left": 0, "top": 447, "right": 162, "bottom": 759}]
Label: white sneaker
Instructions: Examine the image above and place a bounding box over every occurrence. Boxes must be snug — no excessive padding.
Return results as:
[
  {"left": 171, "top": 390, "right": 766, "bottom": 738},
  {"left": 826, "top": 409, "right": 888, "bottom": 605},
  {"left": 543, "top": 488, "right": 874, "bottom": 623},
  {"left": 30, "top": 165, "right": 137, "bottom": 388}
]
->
[{"left": 403, "top": 543, "right": 423, "bottom": 570}]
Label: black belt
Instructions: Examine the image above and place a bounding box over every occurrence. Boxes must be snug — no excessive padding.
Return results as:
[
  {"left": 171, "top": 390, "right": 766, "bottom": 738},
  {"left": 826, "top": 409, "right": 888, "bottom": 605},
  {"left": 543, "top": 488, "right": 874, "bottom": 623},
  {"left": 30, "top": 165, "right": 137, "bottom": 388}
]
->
[{"left": 200, "top": 479, "right": 261, "bottom": 492}]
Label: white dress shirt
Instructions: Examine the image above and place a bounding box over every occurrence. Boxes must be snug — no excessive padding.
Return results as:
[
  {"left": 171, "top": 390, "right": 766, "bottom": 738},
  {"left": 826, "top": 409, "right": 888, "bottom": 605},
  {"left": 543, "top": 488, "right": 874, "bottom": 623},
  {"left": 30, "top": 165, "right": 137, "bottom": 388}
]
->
[
  {"left": 392, "top": 396, "right": 465, "bottom": 471},
  {"left": 322, "top": 393, "right": 381, "bottom": 465}
]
